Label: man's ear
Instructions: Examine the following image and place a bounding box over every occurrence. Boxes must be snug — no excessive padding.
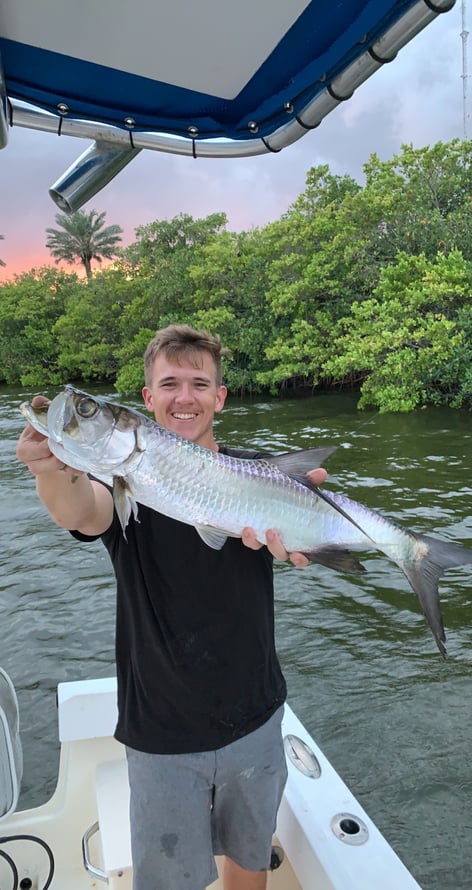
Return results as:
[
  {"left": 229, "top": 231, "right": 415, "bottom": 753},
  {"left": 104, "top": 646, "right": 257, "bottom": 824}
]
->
[
  {"left": 215, "top": 385, "right": 227, "bottom": 414},
  {"left": 142, "top": 386, "right": 153, "bottom": 411}
]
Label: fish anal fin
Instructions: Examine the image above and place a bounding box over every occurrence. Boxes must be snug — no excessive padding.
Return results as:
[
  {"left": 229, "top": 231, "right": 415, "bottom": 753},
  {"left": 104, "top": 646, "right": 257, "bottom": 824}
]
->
[
  {"left": 195, "top": 525, "right": 228, "bottom": 550},
  {"left": 303, "top": 547, "right": 367, "bottom": 575}
]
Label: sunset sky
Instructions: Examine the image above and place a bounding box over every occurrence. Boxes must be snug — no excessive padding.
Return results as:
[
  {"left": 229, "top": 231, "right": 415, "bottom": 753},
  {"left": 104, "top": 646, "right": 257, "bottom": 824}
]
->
[{"left": 0, "top": 4, "right": 467, "bottom": 282}]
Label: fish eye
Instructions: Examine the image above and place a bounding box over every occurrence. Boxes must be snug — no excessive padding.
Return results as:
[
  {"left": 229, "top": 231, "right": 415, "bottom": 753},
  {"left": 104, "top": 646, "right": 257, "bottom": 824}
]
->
[{"left": 76, "top": 397, "right": 99, "bottom": 419}]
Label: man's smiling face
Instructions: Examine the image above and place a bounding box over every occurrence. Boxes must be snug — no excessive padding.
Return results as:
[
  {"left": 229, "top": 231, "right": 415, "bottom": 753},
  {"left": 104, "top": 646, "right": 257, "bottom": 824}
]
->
[{"left": 142, "top": 351, "right": 227, "bottom": 450}]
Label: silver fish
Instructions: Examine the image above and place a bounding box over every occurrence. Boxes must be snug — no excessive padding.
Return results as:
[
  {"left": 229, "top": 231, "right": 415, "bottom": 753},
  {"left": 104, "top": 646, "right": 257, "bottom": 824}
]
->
[{"left": 20, "top": 386, "right": 472, "bottom": 656}]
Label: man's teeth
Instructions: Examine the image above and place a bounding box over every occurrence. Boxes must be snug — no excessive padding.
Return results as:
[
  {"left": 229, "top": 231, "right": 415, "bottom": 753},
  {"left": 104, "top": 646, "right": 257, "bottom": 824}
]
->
[{"left": 173, "top": 413, "right": 196, "bottom": 419}]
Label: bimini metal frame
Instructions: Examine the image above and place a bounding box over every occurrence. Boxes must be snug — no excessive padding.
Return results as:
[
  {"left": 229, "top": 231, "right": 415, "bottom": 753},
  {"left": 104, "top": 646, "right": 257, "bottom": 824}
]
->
[
  {"left": 1, "top": 0, "right": 456, "bottom": 211},
  {"left": 0, "top": 48, "right": 8, "bottom": 150}
]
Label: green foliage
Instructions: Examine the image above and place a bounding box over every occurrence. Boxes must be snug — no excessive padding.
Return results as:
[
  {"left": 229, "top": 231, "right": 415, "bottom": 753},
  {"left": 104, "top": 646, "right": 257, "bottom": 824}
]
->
[
  {"left": 361, "top": 140, "right": 472, "bottom": 261},
  {"left": 115, "top": 212, "right": 228, "bottom": 385},
  {"left": 323, "top": 250, "right": 472, "bottom": 411},
  {"left": 189, "top": 228, "right": 275, "bottom": 393},
  {"left": 0, "top": 268, "right": 76, "bottom": 385},
  {"left": 258, "top": 142, "right": 472, "bottom": 408},
  {"left": 53, "top": 268, "right": 139, "bottom": 381},
  {"left": 115, "top": 328, "right": 156, "bottom": 392},
  {"left": 426, "top": 306, "right": 472, "bottom": 408},
  {"left": 1, "top": 142, "right": 472, "bottom": 411}
]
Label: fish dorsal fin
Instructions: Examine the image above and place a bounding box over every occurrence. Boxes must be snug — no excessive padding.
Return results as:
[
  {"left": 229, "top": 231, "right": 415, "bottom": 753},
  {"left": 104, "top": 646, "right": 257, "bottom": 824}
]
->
[
  {"left": 265, "top": 446, "right": 337, "bottom": 476},
  {"left": 195, "top": 525, "right": 229, "bottom": 550},
  {"left": 290, "top": 474, "right": 377, "bottom": 544},
  {"left": 113, "top": 476, "right": 139, "bottom": 538}
]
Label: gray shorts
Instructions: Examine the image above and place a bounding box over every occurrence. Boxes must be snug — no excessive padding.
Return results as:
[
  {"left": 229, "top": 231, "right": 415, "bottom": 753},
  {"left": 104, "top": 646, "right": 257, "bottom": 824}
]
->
[{"left": 126, "top": 707, "right": 287, "bottom": 890}]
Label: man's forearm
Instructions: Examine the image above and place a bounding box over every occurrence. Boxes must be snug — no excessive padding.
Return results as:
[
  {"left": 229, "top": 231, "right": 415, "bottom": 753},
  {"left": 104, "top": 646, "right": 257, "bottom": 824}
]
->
[{"left": 36, "top": 470, "right": 98, "bottom": 530}]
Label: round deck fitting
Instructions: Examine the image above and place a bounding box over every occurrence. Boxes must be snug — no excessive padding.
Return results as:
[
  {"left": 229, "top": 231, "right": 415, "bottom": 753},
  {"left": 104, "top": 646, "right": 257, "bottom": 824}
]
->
[{"left": 331, "top": 813, "right": 369, "bottom": 845}]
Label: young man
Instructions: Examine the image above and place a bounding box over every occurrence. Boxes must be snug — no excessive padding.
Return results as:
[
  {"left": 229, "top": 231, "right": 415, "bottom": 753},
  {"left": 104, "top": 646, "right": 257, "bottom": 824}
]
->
[{"left": 17, "top": 324, "right": 326, "bottom": 890}]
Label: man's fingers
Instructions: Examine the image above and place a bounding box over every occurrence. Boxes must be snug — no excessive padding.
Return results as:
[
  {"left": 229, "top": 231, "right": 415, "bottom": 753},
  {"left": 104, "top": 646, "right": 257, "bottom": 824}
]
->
[
  {"left": 241, "top": 527, "right": 263, "bottom": 550},
  {"left": 265, "top": 530, "right": 311, "bottom": 568},
  {"left": 31, "top": 395, "right": 50, "bottom": 408},
  {"left": 289, "top": 552, "right": 310, "bottom": 568},
  {"left": 307, "top": 467, "right": 327, "bottom": 485},
  {"left": 17, "top": 422, "right": 67, "bottom": 475},
  {"left": 265, "top": 529, "right": 288, "bottom": 561},
  {"left": 242, "top": 524, "right": 314, "bottom": 569}
]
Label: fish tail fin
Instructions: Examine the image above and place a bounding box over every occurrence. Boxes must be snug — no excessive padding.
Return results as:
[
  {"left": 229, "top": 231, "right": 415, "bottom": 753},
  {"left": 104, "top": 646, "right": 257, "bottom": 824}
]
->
[{"left": 402, "top": 534, "right": 472, "bottom": 657}]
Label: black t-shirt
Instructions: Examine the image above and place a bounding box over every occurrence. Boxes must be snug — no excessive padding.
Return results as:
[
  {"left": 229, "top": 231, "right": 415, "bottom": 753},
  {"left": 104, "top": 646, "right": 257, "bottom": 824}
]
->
[{"left": 74, "top": 446, "right": 287, "bottom": 754}]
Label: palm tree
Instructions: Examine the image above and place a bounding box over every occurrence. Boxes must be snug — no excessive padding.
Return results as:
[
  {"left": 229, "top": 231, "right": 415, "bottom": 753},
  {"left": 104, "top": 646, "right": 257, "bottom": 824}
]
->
[
  {"left": 0, "top": 234, "right": 5, "bottom": 267},
  {"left": 45, "top": 209, "right": 123, "bottom": 279}
]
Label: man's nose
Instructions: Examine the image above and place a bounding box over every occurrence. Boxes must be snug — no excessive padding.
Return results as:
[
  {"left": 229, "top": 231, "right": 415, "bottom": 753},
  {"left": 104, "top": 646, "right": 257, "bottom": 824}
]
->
[{"left": 175, "top": 383, "right": 193, "bottom": 402}]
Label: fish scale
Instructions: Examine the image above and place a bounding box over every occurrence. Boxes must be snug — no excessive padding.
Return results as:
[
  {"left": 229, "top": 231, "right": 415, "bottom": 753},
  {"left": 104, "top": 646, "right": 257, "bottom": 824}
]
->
[
  {"left": 136, "top": 438, "right": 323, "bottom": 548},
  {"left": 20, "top": 385, "right": 472, "bottom": 656}
]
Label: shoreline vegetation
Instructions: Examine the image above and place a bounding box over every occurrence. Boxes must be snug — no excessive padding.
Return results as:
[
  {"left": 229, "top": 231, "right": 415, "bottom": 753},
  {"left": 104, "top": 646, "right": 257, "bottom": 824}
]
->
[{"left": 1, "top": 139, "right": 471, "bottom": 413}]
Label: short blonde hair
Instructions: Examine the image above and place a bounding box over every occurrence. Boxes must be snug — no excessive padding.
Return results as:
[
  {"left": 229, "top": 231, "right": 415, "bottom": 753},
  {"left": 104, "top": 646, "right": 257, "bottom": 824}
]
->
[{"left": 144, "top": 324, "right": 230, "bottom": 387}]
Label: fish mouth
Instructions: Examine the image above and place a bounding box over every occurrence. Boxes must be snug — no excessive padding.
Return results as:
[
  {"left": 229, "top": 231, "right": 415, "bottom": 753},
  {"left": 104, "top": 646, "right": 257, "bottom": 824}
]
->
[{"left": 19, "top": 401, "right": 49, "bottom": 433}]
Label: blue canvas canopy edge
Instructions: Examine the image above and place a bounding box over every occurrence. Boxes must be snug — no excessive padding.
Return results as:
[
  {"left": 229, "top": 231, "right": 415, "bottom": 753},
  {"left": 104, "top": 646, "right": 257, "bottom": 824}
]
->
[{"left": 0, "top": 0, "right": 457, "bottom": 211}]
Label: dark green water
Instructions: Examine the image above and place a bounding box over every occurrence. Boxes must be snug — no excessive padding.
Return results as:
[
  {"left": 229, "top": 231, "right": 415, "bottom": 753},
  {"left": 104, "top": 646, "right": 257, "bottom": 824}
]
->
[{"left": 1, "top": 386, "right": 471, "bottom": 889}]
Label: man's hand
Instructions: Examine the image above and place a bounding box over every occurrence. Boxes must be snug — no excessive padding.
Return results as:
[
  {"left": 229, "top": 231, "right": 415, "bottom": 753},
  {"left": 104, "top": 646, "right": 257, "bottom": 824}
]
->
[
  {"left": 241, "top": 466, "right": 327, "bottom": 567},
  {"left": 17, "top": 395, "right": 111, "bottom": 534},
  {"left": 16, "top": 395, "right": 83, "bottom": 478}
]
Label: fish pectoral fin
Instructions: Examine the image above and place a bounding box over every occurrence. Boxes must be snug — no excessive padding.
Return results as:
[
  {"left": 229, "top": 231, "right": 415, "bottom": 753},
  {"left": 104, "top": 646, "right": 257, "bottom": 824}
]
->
[
  {"left": 195, "top": 524, "right": 229, "bottom": 550},
  {"left": 265, "top": 446, "right": 337, "bottom": 475},
  {"left": 113, "top": 476, "right": 139, "bottom": 538},
  {"left": 303, "top": 548, "right": 367, "bottom": 575}
]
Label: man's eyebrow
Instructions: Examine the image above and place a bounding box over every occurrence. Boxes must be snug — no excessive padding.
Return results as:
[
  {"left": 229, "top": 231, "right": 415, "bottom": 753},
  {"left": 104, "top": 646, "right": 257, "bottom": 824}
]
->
[{"left": 157, "top": 375, "right": 212, "bottom": 384}]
